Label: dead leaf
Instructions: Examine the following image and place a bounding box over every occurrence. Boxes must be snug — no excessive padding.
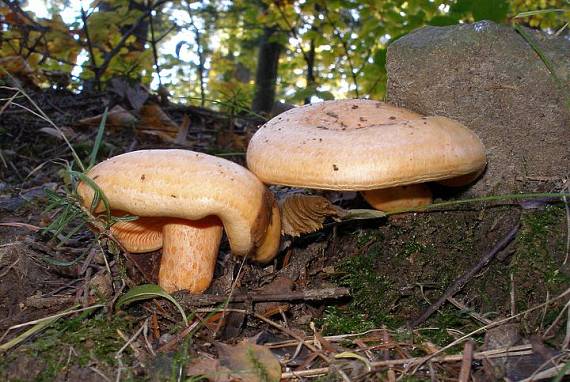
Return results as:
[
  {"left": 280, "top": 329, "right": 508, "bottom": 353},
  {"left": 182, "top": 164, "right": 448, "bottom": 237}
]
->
[
  {"left": 186, "top": 357, "right": 233, "bottom": 382},
  {"left": 254, "top": 277, "right": 294, "bottom": 318},
  {"left": 138, "top": 103, "right": 179, "bottom": 141},
  {"left": 39, "top": 126, "right": 76, "bottom": 140},
  {"left": 77, "top": 105, "right": 137, "bottom": 129},
  {"left": 108, "top": 77, "right": 150, "bottom": 111},
  {"left": 174, "top": 114, "right": 191, "bottom": 145},
  {"left": 215, "top": 341, "right": 282, "bottom": 382},
  {"left": 279, "top": 194, "right": 344, "bottom": 236}
]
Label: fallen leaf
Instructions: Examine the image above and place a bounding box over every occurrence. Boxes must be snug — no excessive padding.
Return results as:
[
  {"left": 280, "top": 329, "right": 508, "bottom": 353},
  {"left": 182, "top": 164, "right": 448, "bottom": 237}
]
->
[
  {"left": 215, "top": 341, "right": 282, "bottom": 382},
  {"left": 254, "top": 277, "right": 294, "bottom": 318},
  {"left": 39, "top": 126, "right": 76, "bottom": 140},
  {"left": 279, "top": 194, "right": 344, "bottom": 236},
  {"left": 77, "top": 105, "right": 137, "bottom": 129},
  {"left": 174, "top": 114, "right": 191, "bottom": 145},
  {"left": 138, "top": 103, "right": 179, "bottom": 141},
  {"left": 186, "top": 357, "right": 233, "bottom": 382},
  {"left": 108, "top": 77, "right": 150, "bottom": 111}
]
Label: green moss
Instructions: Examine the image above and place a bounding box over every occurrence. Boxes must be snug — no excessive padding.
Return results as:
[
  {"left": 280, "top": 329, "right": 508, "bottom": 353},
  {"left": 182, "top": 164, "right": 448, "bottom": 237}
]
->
[
  {"left": 512, "top": 206, "right": 569, "bottom": 312},
  {"left": 2, "top": 312, "right": 138, "bottom": 381},
  {"left": 319, "top": 306, "right": 376, "bottom": 335}
]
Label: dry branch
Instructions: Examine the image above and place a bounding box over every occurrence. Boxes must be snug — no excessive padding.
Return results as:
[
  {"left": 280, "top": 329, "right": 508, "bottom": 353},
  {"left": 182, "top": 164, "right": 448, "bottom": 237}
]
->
[{"left": 176, "top": 287, "right": 350, "bottom": 307}]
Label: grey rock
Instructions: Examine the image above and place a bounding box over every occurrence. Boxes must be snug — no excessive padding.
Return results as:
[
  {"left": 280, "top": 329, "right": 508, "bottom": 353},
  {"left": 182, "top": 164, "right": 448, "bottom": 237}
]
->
[{"left": 387, "top": 21, "right": 570, "bottom": 196}]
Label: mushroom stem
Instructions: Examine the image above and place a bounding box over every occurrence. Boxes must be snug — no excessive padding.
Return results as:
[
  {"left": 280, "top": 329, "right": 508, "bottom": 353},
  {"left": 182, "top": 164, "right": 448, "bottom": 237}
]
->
[
  {"left": 361, "top": 184, "right": 433, "bottom": 212},
  {"left": 159, "top": 216, "right": 223, "bottom": 293}
]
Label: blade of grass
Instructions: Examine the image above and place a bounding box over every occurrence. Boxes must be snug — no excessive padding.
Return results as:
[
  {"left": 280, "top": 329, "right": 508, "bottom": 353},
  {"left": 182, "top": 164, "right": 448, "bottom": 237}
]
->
[
  {"left": 514, "top": 9, "right": 567, "bottom": 18},
  {"left": 0, "top": 85, "right": 86, "bottom": 171},
  {"left": 513, "top": 24, "right": 563, "bottom": 86},
  {"left": 115, "top": 284, "right": 188, "bottom": 326},
  {"left": 340, "top": 192, "right": 570, "bottom": 222},
  {"left": 88, "top": 107, "right": 109, "bottom": 169},
  {"left": 69, "top": 170, "right": 112, "bottom": 218},
  {"left": 0, "top": 304, "right": 104, "bottom": 352}
]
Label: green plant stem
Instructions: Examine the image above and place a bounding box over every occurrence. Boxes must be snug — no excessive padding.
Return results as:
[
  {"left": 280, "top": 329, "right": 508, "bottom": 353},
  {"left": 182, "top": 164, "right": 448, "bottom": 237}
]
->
[{"left": 386, "top": 192, "right": 570, "bottom": 216}]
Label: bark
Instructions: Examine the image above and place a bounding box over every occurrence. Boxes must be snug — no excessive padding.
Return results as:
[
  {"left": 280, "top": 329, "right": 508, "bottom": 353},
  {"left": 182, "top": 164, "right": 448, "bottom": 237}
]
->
[{"left": 251, "top": 26, "right": 283, "bottom": 115}]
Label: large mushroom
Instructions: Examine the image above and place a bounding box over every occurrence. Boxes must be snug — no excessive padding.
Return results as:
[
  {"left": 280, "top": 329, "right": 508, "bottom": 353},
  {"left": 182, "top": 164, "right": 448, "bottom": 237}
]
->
[
  {"left": 246, "top": 99, "right": 486, "bottom": 213},
  {"left": 77, "top": 149, "right": 281, "bottom": 293}
]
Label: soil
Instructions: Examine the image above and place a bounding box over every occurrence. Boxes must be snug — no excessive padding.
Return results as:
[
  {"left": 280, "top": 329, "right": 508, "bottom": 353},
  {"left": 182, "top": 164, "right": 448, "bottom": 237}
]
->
[{"left": 0, "top": 87, "right": 568, "bottom": 381}]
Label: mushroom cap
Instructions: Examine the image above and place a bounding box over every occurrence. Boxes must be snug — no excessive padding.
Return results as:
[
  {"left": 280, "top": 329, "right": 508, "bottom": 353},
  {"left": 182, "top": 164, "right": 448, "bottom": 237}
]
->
[
  {"left": 246, "top": 99, "right": 486, "bottom": 191},
  {"left": 77, "top": 149, "right": 278, "bottom": 260}
]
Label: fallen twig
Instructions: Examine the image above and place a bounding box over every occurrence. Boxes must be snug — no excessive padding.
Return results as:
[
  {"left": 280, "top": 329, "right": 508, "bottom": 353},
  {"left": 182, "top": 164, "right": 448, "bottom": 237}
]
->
[
  {"left": 458, "top": 341, "right": 474, "bottom": 382},
  {"left": 280, "top": 344, "right": 534, "bottom": 379},
  {"left": 176, "top": 287, "right": 350, "bottom": 307},
  {"left": 410, "top": 224, "right": 520, "bottom": 328},
  {"left": 195, "top": 307, "right": 333, "bottom": 366}
]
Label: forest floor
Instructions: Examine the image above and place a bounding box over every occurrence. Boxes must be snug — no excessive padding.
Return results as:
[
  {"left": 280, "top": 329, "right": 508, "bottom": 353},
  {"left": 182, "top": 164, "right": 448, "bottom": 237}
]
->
[{"left": 0, "top": 85, "right": 569, "bottom": 381}]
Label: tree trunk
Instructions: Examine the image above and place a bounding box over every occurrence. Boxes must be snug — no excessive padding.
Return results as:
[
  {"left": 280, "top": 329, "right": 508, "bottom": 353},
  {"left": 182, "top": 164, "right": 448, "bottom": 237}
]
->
[{"left": 251, "top": 26, "right": 283, "bottom": 115}]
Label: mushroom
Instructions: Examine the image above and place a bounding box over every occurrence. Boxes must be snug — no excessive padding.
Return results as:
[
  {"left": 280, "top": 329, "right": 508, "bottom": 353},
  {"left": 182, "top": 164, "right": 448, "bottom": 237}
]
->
[
  {"left": 246, "top": 99, "right": 486, "bottom": 213},
  {"left": 77, "top": 149, "right": 281, "bottom": 293}
]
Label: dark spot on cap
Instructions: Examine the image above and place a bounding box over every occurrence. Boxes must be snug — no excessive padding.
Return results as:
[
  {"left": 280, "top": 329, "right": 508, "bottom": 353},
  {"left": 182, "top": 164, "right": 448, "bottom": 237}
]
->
[
  {"left": 423, "top": 121, "right": 427, "bottom": 124},
  {"left": 140, "top": 174, "right": 145, "bottom": 181},
  {"left": 351, "top": 105, "right": 358, "bottom": 109},
  {"left": 333, "top": 164, "right": 339, "bottom": 171},
  {"left": 389, "top": 116, "right": 396, "bottom": 120},
  {"left": 359, "top": 117, "right": 367, "bottom": 122},
  {"left": 93, "top": 175, "right": 99, "bottom": 180},
  {"left": 171, "top": 194, "right": 177, "bottom": 198},
  {"left": 316, "top": 125, "right": 328, "bottom": 130},
  {"left": 326, "top": 111, "right": 338, "bottom": 118}
]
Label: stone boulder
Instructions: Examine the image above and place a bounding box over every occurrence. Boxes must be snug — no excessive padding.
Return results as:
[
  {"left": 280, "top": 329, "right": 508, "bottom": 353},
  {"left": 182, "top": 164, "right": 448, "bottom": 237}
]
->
[{"left": 386, "top": 21, "right": 569, "bottom": 196}]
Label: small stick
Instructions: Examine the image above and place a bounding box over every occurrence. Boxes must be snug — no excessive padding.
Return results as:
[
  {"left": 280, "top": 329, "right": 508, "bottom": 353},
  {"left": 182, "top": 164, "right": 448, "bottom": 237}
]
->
[
  {"left": 446, "top": 297, "right": 493, "bottom": 325},
  {"left": 156, "top": 321, "right": 199, "bottom": 353},
  {"left": 177, "top": 287, "right": 350, "bottom": 307},
  {"left": 194, "top": 307, "right": 331, "bottom": 365},
  {"left": 458, "top": 341, "right": 474, "bottom": 382},
  {"left": 410, "top": 224, "right": 519, "bottom": 328},
  {"left": 280, "top": 344, "right": 533, "bottom": 379}
]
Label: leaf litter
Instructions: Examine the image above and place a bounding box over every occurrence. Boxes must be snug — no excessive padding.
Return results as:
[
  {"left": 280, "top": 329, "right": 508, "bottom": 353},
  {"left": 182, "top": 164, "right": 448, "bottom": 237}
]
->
[{"left": 0, "top": 84, "right": 569, "bottom": 381}]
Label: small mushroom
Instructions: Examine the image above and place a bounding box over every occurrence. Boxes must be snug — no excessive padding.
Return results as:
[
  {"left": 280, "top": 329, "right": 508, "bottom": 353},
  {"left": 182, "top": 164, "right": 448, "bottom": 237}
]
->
[
  {"left": 246, "top": 99, "right": 486, "bottom": 212},
  {"left": 77, "top": 149, "right": 281, "bottom": 293}
]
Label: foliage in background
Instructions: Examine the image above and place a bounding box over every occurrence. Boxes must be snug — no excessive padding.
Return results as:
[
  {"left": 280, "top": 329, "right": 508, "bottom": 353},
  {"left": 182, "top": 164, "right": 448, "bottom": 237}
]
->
[{"left": 0, "top": 0, "right": 568, "bottom": 107}]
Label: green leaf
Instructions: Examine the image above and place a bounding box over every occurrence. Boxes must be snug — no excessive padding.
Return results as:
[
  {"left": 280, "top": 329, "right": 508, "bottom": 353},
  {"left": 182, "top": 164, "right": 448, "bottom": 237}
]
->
[
  {"left": 471, "top": 0, "right": 509, "bottom": 22},
  {"left": 316, "top": 90, "right": 335, "bottom": 100},
  {"left": 115, "top": 284, "right": 188, "bottom": 326},
  {"left": 429, "top": 15, "right": 460, "bottom": 26},
  {"left": 373, "top": 48, "right": 387, "bottom": 68}
]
